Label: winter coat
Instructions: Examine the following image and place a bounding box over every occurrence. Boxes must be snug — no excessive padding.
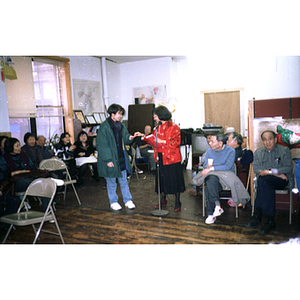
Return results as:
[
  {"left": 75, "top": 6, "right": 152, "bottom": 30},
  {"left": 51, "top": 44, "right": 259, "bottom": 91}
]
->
[
  {"left": 96, "top": 119, "right": 133, "bottom": 178},
  {"left": 192, "top": 170, "right": 251, "bottom": 206}
]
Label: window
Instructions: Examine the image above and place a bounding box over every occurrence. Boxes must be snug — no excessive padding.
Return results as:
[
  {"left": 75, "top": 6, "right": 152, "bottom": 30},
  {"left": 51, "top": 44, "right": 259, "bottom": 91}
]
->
[
  {"left": 8, "top": 56, "right": 74, "bottom": 146},
  {"left": 32, "top": 58, "right": 65, "bottom": 146}
]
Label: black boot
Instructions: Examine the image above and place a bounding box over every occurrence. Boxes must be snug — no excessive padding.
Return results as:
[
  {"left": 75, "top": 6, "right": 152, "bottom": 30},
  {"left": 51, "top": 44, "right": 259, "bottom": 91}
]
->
[
  {"left": 259, "top": 217, "right": 276, "bottom": 235},
  {"left": 174, "top": 192, "right": 181, "bottom": 212}
]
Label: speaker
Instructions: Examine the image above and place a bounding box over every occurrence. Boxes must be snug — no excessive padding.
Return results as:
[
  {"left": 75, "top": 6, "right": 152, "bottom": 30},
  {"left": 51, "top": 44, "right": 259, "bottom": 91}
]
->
[{"left": 128, "top": 104, "right": 155, "bottom": 134}]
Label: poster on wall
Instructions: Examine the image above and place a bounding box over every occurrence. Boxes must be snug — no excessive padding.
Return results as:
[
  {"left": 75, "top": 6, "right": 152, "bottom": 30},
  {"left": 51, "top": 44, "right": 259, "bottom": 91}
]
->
[
  {"left": 73, "top": 79, "right": 103, "bottom": 116},
  {"left": 253, "top": 117, "right": 300, "bottom": 158},
  {"left": 133, "top": 85, "right": 167, "bottom": 104}
]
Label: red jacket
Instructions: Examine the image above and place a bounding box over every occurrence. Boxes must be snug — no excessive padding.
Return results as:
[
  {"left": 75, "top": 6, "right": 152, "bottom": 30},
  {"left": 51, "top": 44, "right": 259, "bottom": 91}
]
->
[{"left": 143, "top": 121, "right": 182, "bottom": 165}]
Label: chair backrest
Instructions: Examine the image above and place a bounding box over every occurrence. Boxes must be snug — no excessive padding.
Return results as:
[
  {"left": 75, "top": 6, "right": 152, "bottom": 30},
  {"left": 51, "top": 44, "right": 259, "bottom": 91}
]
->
[
  {"left": 39, "top": 158, "right": 67, "bottom": 172},
  {"left": 25, "top": 178, "right": 57, "bottom": 198},
  {"left": 17, "top": 178, "right": 57, "bottom": 213}
]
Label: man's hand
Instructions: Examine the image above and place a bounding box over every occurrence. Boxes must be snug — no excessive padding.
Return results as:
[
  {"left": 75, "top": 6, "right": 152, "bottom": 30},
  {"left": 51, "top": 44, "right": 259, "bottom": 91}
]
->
[
  {"left": 275, "top": 174, "right": 288, "bottom": 181},
  {"left": 107, "top": 162, "right": 114, "bottom": 167},
  {"left": 258, "top": 169, "right": 271, "bottom": 176},
  {"left": 201, "top": 168, "right": 211, "bottom": 177}
]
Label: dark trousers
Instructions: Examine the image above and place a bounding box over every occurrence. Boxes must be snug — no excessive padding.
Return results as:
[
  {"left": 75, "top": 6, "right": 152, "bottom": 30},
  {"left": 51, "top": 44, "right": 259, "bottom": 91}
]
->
[
  {"left": 204, "top": 175, "right": 223, "bottom": 215},
  {"left": 255, "top": 175, "right": 288, "bottom": 218}
]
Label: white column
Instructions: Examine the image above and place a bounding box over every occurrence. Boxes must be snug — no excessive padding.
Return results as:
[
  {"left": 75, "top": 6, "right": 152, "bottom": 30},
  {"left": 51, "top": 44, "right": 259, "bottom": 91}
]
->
[{"left": 101, "top": 57, "right": 109, "bottom": 111}]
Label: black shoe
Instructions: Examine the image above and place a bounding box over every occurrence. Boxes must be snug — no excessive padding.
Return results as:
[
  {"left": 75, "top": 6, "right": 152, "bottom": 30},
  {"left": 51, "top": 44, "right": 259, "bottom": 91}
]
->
[
  {"left": 245, "top": 214, "right": 261, "bottom": 228},
  {"left": 259, "top": 220, "right": 276, "bottom": 235}
]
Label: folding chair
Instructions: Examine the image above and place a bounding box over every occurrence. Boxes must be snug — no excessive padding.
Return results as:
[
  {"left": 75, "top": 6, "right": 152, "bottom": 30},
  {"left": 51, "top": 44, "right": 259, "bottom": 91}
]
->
[
  {"left": 251, "top": 176, "right": 293, "bottom": 224},
  {"left": 130, "top": 147, "right": 140, "bottom": 180},
  {"left": 39, "top": 158, "right": 81, "bottom": 205},
  {"left": 0, "top": 178, "right": 64, "bottom": 244}
]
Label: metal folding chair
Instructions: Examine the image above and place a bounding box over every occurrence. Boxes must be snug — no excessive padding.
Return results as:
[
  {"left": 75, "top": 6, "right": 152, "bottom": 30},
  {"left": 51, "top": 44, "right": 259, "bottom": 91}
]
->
[
  {"left": 251, "top": 176, "right": 293, "bottom": 224},
  {"left": 39, "top": 158, "right": 81, "bottom": 205},
  {"left": 0, "top": 178, "right": 64, "bottom": 244}
]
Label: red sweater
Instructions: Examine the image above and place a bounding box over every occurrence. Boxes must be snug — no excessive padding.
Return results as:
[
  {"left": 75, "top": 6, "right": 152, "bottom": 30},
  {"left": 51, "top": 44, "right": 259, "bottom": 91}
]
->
[{"left": 143, "top": 121, "right": 182, "bottom": 165}]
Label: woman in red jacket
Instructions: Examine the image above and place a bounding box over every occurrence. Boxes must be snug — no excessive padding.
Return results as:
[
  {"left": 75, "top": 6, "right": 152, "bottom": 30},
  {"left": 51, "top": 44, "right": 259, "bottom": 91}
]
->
[{"left": 138, "top": 105, "right": 185, "bottom": 211}]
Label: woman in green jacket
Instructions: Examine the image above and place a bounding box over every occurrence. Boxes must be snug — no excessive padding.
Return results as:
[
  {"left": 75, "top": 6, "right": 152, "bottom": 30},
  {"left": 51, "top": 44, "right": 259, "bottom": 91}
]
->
[{"left": 96, "top": 104, "right": 138, "bottom": 210}]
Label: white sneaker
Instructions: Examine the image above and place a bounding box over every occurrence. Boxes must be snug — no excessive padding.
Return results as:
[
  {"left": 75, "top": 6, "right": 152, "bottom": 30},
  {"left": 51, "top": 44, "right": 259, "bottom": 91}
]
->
[
  {"left": 213, "top": 205, "right": 224, "bottom": 217},
  {"left": 125, "top": 200, "right": 135, "bottom": 209},
  {"left": 205, "top": 215, "right": 216, "bottom": 224},
  {"left": 110, "top": 202, "right": 122, "bottom": 210}
]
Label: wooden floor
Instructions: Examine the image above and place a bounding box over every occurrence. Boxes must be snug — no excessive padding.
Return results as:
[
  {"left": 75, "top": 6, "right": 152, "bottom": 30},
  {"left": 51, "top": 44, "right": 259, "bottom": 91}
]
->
[{"left": 1, "top": 168, "right": 300, "bottom": 244}]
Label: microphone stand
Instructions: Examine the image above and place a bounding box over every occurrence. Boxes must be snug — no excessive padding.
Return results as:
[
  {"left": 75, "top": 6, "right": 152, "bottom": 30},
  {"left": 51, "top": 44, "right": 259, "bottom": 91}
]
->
[{"left": 151, "top": 123, "right": 169, "bottom": 217}]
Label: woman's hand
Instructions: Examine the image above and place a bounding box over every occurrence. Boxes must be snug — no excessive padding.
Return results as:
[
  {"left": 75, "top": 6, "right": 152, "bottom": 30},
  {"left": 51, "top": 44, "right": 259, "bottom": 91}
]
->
[
  {"left": 69, "top": 145, "right": 76, "bottom": 151},
  {"left": 157, "top": 137, "right": 166, "bottom": 144},
  {"left": 79, "top": 152, "right": 85, "bottom": 157}
]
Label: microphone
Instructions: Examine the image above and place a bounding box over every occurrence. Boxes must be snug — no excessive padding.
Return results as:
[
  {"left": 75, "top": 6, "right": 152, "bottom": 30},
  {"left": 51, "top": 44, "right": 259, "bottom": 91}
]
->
[{"left": 153, "top": 121, "right": 162, "bottom": 131}]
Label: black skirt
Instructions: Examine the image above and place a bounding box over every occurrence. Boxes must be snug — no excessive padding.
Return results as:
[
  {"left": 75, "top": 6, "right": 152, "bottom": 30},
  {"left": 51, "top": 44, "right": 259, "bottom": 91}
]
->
[{"left": 155, "top": 153, "right": 186, "bottom": 195}]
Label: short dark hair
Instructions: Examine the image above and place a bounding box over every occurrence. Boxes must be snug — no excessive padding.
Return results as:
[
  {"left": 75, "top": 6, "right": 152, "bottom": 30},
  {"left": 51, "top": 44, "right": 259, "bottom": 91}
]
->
[
  {"left": 4, "top": 137, "right": 20, "bottom": 153},
  {"left": 107, "top": 104, "right": 125, "bottom": 116},
  {"left": 229, "top": 132, "right": 243, "bottom": 146},
  {"left": 153, "top": 105, "right": 172, "bottom": 121},
  {"left": 23, "top": 132, "right": 36, "bottom": 144},
  {"left": 211, "top": 133, "right": 227, "bottom": 145},
  {"left": 261, "top": 130, "right": 276, "bottom": 139}
]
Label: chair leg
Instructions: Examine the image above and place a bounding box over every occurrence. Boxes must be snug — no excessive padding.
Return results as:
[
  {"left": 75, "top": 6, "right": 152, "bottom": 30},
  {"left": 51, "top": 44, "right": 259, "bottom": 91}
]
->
[
  {"left": 2, "top": 224, "right": 13, "bottom": 244},
  {"left": 51, "top": 210, "right": 65, "bottom": 244},
  {"left": 71, "top": 184, "right": 82, "bottom": 205},
  {"left": 202, "top": 184, "right": 205, "bottom": 217},
  {"left": 251, "top": 189, "right": 256, "bottom": 216},
  {"left": 289, "top": 191, "right": 293, "bottom": 225}
]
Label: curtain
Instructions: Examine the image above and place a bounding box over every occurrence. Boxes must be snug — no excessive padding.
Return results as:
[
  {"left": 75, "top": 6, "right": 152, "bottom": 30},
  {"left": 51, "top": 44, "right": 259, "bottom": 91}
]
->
[{"left": 204, "top": 91, "right": 240, "bottom": 133}]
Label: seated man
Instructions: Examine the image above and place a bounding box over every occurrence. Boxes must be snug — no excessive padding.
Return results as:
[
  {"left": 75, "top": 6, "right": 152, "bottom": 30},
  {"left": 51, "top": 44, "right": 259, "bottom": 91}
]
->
[
  {"left": 199, "top": 133, "right": 235, "bottom": 224},
  {"left": 136, "top": 125, "right": 156, "bottom": 173},
  {"left": 36, "top": 135, "right": 54, "bottom": 160},
  {"left": 245, "top": 130, "right": 294, "bottom": 235},
  {"left": 227, "top": 132, "right": 243, "bottom": 163}
]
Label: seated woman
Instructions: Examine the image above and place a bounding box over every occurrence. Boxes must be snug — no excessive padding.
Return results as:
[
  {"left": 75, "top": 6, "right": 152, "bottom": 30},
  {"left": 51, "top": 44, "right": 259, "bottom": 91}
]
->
[
  {"left": 74, "top": 131, "right": 99, "bottom": 185},
  {"left": 21, "top": 132, "right": 44, "bottom": 169},
  {"left": 54, "top": 132, "right": 77, "bottom": 180},
  {"left": 0, "top": 135, "right": 8, "bottom": 155},
  {"left": 0, "top": 138, "right": 50, "bottom": 212}
]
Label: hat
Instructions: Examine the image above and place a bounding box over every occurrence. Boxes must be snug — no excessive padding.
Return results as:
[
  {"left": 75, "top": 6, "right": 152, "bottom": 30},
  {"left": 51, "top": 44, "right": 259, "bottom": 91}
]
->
[{"left": 226, "top": 127, "right": 235, "bottom": 134}]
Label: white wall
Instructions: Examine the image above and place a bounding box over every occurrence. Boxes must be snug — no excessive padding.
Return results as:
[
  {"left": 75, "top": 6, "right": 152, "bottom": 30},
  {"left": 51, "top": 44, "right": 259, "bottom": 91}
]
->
[
  {"left": 0, "top": 81, "right": 10, "bottom": 132},
  {"left": 67, "top": 56, "right": 103, "bottom": 110},
  {"left": 119, "top": 57, "right": 172, "bottom": 120},
  {"left": 168, "top": 55, "right": 300, "bottom": 135}
]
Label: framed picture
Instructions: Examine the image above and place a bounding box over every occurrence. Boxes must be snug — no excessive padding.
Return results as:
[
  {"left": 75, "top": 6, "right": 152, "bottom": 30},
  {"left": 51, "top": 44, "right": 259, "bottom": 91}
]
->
[
  {"left": 93, "top": 112, "right": 101, "bottom": 123},
  {"left": 85, "top": 115, "right": 97, "bottom": 124},
  {"left": 74, "top": 110, "right": 86, "bottom": 124},
  {"left": 99, "top": 112, "right": 106, "bottom": 122}
]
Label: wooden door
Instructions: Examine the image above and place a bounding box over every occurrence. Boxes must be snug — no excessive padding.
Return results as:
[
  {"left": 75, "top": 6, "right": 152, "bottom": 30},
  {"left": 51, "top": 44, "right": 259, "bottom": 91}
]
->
[{"left": 204, "top": 91, "right": 240, "bottom": 133}]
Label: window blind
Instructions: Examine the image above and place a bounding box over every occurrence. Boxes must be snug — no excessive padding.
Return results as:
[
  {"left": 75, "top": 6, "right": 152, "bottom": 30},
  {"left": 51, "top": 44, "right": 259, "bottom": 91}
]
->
[{"left": 5, "top": 56, "right": 37, "bottom": 118}]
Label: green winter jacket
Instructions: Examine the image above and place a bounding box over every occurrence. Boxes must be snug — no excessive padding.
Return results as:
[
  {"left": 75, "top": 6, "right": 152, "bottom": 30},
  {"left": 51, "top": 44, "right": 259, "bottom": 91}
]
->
[{"left": 96, "top": 119, "right": 133, "bottom": 178}]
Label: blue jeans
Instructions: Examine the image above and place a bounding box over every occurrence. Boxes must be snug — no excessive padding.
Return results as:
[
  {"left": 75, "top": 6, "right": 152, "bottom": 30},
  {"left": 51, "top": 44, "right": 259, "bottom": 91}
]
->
[{"left": 106, "top": 169, "right": 132, "bottom": 205}]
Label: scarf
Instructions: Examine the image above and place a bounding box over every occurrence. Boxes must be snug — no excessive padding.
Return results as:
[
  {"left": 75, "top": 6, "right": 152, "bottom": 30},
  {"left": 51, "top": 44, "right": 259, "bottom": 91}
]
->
[{"left": 108, "top": 117, "right": 125, "bottom": 171}]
